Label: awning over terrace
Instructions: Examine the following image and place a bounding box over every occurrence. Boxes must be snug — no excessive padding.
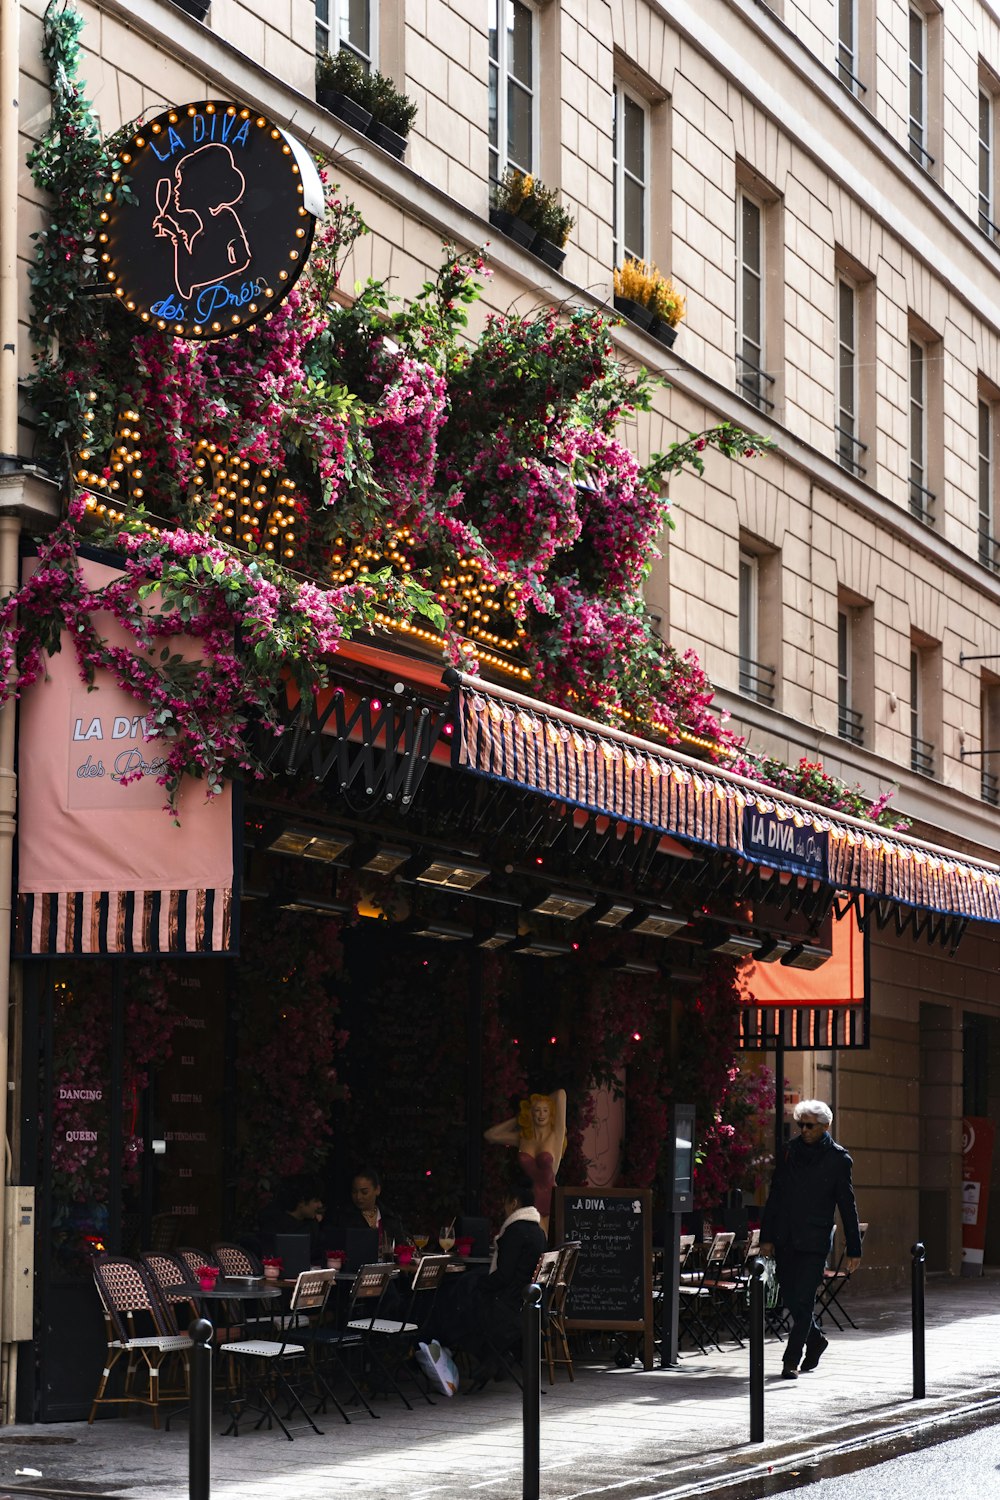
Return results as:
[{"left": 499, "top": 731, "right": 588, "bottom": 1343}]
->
[{"left": 447, "top": 671, "right": 1000, "bottom": 925}]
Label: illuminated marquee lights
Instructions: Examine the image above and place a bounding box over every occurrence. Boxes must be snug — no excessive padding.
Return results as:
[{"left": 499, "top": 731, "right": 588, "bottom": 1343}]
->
[
  {"left": 191, "top": 440, "right": 300, "bottom": 557},
  {"left": 100, "top": 100, "right": 324, "bottom": 341},
  {"left": 330, "top": 531, "right": 526, "bottom": 658}
]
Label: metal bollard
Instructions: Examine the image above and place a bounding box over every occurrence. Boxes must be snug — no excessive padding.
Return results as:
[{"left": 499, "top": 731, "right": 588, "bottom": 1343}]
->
[
  {"left": 189, "top": 1316, "right": 213, "bottom": 1500},
  {"left": 522, "top": 1283, "right": 543, "bottom": 1500},
  {"left": 911, "top": 1242, "right": 926, "bottom": 1401},
  {"left": 749, "top": 1257, "right": 765, "bottom": 1443}
]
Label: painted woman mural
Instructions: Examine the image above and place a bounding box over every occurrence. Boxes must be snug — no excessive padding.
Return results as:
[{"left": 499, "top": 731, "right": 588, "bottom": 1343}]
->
[
  {"left": 152, "top": 143, "right": 251, "bottom": 302},
  {"left": 484, "top": 1088, "right": 567, "bottom": 1231}
]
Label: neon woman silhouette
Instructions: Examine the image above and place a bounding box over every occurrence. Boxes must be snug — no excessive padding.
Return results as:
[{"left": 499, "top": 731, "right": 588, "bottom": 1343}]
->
[{"left": 152, "top": 144, "right": 252, "bottom": 302}]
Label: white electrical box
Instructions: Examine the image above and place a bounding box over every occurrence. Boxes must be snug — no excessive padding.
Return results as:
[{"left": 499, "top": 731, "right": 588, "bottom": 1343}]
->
[{"left": 2, "top": 1187, "right": 35, "bottom": 1342}]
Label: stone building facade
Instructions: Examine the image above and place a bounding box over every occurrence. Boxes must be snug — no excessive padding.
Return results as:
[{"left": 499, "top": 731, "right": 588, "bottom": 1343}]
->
[{"left": 8, "top": 0, "right": 1000, "bottom": 1294}]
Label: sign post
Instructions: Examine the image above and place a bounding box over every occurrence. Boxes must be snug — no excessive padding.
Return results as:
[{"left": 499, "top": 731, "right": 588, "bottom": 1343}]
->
[{"left": 659, "top": 1102, "right": 695, "bottom": 1368}]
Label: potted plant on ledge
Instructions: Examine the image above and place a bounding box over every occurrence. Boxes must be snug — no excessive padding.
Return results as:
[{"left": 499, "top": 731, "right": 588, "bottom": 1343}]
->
[
  {"left": 316, "top": 48, "right": 373, "bottom": 133},
  {"left": 525, "top": 182, "right": 574, "bottom": 270},
  {"left": 613, "top": 258, "right": 686, "bottom": 347},
  {"left": 490, "top": 169, "right": 574, "bottom": 269},
  {"left": 365, "top": 70, "right": 418, "bottom": 159},
  {"left": 489, "top": 167, "right": 538, "bottom": 248},
  {"left": 316, "top": 50, "right": 418, "bottom": 159}
]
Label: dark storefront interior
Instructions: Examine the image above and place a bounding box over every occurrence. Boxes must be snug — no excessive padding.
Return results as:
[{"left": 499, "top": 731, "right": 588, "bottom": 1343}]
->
[{"left": 18, "top": 655, "right": 882, "bottom": 1418}]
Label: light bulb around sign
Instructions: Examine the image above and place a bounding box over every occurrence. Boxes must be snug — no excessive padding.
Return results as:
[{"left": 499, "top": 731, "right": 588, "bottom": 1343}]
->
[{"left": 101, "top": 100, "right": 324, "bottom": 340}]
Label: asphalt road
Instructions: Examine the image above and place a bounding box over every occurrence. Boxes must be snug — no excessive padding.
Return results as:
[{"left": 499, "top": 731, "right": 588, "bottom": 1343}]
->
[{"left": 778, "top": 1418, "right": 1000, "bottom": 1497}]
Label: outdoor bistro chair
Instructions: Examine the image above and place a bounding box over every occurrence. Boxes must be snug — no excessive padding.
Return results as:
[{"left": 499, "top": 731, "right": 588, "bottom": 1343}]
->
[
  {"left": 359, "top": 1252, "right": 453, "bottom": 1405},
  {"left": 815, "top": 1222, "right": 868, "bottom": 1331},
  {"left": 89, "top": 1254, "right": 192, "bottom": 1428},
  {"left": 478, "top": 1248, "right": 561, "bottom": 1393},
  {"left": 295, "top": 1262, "right": 389, "bottom": 1420},
  {"left": 212, "top": 1241, "right": 264, "bottom": 1279},
  {"left": 218, "top": 1268, "right": 343, "bottom": 1439},
  {"left": 140, "top": 1251, "right": 201, "bottom": 1332},
  {"left": 343, "top": 1261, "right": 423, "bottom": 1409},
  {"left": 677, "top": 1231, "right": 736, "bottom": 1354},
  {"left": 177, "top": 1246, "right": 219, "bottom": 1283},
  {"left": 701, "top": 1228, "right": 762, "bottom": 1348},
  {"left": 542, "top": 1241, "right": 581, "bottom": 1384}
]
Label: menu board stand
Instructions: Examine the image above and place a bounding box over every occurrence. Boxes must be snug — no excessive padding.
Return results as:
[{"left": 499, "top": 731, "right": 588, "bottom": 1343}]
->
[{"left": 553, "top": 1186, "right": 654, "bottom": 1370}]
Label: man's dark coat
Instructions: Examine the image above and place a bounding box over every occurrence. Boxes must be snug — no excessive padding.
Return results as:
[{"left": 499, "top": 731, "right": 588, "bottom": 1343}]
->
[{"left": 761, "top": 1132, "right": 862, "bottom": 1256}]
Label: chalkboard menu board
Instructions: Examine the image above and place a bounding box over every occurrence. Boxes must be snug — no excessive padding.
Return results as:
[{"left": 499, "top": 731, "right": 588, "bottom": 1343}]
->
[{"left": 553, "top": 1187, "right": 654, "bottom": 1369}]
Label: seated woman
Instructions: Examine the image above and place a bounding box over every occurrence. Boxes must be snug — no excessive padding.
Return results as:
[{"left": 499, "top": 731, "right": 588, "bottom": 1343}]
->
[
  {"left": 434, "top": 1173, "right": 546, "bottom": 1384},
  {"left": 333, "top": 1167, "right": 407, "bottom": 1255},
  {"left": 484, "top": 1087, "right": 567, "bottom": 1232}
]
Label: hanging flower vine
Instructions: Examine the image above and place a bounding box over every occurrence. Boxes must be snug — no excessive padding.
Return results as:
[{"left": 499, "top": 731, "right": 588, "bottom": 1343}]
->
[{"left": 4, "top": 0, "right": 905, "bottom": 835}]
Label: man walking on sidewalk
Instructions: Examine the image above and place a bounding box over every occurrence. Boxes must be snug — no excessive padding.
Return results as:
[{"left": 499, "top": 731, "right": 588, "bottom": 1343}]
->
[{"left": 760, "top": 1099, "right": 862, "bottom": 1380}]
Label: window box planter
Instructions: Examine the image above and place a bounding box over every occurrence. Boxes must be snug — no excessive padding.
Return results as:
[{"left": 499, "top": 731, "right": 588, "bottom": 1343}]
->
[
  {"left": 365, "top": 118, "right": 408, "bottom": 160},
  {"left": 489, "top": 206, "right": 536, "bottom": 249},
  {"left": 173, "top": 0, "right": 210, "bottom": 16},
  {"left": 531, "top": 234, "right": 566, "bottom": 271},
  {"left": 650, "top": 319, "right": 678, "bottom": 349},
  {"left": 317, "top": 88, "right": 372, "bottom": 135},
  {"left": 613, "top": 294, "right": 655, "bottom": 333}
]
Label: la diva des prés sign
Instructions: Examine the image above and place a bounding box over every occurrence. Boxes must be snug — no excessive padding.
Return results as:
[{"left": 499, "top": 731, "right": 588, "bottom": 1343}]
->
[{"left": 99, "top": 100, "right": 325, "bottom": 339}]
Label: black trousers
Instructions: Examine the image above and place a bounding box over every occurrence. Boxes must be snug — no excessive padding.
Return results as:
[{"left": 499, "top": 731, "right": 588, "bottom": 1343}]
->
[{"left": 775, "top": 1249, "right": 828, "bottom": 1369}]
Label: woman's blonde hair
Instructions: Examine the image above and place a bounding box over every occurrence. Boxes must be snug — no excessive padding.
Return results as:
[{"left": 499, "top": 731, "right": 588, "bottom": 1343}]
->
[
  {"left": 518, "top": 1093, "right": 555, "bottom": 1138},
  {"left": 517, "top": 1093, "right": 568, "bottom": 1153}
]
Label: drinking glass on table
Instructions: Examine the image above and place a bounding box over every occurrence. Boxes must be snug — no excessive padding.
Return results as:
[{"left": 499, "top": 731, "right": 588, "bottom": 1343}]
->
[
  {"left": 438, "top": 1224, "right": 456, "bottom": 1253},
  {"left": 412, "top": 1233, "right": 429, "bottom": 1254}
]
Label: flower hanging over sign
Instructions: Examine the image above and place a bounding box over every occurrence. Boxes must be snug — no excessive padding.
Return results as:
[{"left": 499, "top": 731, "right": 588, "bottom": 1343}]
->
[{"left": 99, "top": 100, "right": 325, "bottom": 338}]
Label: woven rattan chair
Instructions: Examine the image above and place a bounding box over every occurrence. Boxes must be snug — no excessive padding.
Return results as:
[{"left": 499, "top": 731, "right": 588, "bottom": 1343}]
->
[
  {"left": 140, "top": 1251, "right": 200, "bottom": 1333},
  {"left": 212, "top": 1241, "right": 264, "bottom": 1278},
  {"left": 542, "top": 1241, "right": 580, "bottom": 1384},
  {"left": 177, "top": 1247, "right": 219, "bottom": 1282},
  {"left": 89, "top": 1254, "right": 191, "bottom": 1427}
]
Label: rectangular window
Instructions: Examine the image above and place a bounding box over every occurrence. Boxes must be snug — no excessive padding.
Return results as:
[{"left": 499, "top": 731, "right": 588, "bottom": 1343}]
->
[
  {"left": 736, "top": 193, "right": 774, "bottom": 413},
  {"left": 981, "top": 89, "right": 997, "bottom": 236},
  {"left": 489, "top": 0, "right": 535, "bottom": 185},
  {"left": 613, "top": 84, "right": 648, "bottom": 266},
  {"left": 837, "top": 0, "right": 865, "bottom": 95},
  {"left": 322, "top": 0, "right": 375, "bottom": 67},
  {"left": 908, "top": 9, "right": 930, "bottom": 166},
  {"left": 910, "top": 647, "right": 934, "bottom": 776},
  {"left": 909, "top": 339, "right": 934, "bottom": 524},
  {"left": 979, "top": 398, "right": 998, "bottom": 571},
  {"left": 316, "top": 0, "right": 331, "bottom": 54},
  {"left": 738, "top": 550, "right": 776, "bottom": 705},
  {"left": 837, "top": 610, "right": 864, "bottom": 744},
  {"left": 836, "top": 279, "right": 867, "bottom": 478},
  {"left": 981, "top": 681, "right": 1000, "bottom": 805}
]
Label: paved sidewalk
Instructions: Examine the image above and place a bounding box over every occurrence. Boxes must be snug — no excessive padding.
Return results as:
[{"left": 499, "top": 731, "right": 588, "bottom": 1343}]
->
[{"left": 1, "top": 1278, "right": 998, "bottom": 1500}]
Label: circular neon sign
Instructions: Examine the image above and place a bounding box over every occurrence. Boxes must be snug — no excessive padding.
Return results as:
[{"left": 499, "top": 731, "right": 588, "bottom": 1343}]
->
[{"left": 99, "top": 100, "right": 324, "bottom": 339}]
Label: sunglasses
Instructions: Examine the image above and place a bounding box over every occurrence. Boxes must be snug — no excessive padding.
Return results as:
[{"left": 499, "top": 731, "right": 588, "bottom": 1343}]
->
[{"left": 799, "top": 1121, "right": 824, "bottom": 1130}]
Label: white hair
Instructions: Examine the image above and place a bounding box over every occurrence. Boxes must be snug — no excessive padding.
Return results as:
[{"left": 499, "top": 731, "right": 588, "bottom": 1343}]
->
[{"left": 793, "top": 1099, "right": 833, "bottom": 1127}]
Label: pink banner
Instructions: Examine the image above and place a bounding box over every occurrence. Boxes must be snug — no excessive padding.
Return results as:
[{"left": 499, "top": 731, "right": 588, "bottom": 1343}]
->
[{"left": 15, "top": 554, "right": 235, "bottom": 955}]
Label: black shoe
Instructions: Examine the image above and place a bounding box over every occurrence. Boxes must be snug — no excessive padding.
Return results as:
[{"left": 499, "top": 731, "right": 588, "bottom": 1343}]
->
[
  {"left": 780, "top": 1363, "right": 798, "bottom": 1379},
  {"left": 800, "top": 1333, "right": 829, "bottom": 1372}
]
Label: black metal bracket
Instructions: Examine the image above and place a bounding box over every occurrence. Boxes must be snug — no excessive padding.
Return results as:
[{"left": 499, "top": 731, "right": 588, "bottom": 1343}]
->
[{"left": 258, "top": 682, "right": 451, "bottom": 813}]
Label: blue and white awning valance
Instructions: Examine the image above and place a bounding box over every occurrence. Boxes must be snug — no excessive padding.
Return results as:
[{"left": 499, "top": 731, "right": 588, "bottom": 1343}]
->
[{"left": 448, "top": 675, "right": 1000, "bottom": 923}]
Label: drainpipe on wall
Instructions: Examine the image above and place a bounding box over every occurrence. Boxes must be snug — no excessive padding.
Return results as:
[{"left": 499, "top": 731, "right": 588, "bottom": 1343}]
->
[{"left": 0, "top": 0, "right": 21, "bottom": 1425}]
